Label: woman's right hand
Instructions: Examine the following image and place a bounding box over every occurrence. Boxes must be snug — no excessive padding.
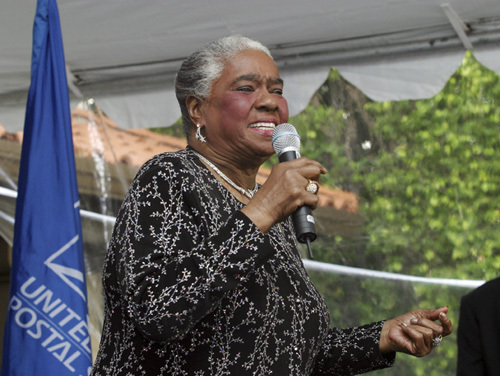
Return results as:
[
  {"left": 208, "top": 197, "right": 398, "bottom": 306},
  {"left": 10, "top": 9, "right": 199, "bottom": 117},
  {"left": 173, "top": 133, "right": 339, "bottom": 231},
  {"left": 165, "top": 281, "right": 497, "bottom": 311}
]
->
[
  {"left": 379, "top": 306, "right": 453, "bottom": 357},
  {"left": 241, "top": 157, "right": 327, "bottom": 233}
]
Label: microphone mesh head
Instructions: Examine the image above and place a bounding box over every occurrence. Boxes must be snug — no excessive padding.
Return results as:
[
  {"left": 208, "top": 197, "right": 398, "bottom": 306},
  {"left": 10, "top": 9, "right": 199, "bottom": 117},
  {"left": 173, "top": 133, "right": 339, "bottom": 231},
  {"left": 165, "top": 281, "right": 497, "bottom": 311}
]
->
[{"left": 272, "top": 123, "right": 301, "bottom": 156}]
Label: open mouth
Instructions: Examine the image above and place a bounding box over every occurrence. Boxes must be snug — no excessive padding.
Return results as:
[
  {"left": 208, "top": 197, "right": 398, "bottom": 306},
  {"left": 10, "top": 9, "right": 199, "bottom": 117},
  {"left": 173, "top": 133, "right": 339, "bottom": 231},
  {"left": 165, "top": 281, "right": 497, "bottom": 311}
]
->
[{"left": 249, "top": 122, "right": 275, "bottom": 130}]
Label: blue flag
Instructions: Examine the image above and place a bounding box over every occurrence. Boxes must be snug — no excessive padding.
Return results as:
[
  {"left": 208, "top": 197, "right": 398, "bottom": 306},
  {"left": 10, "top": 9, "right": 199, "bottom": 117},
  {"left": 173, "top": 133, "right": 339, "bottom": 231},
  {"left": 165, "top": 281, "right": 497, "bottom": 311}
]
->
[{"left": 2, "top": 0, "right": 92, "bottom": 375}]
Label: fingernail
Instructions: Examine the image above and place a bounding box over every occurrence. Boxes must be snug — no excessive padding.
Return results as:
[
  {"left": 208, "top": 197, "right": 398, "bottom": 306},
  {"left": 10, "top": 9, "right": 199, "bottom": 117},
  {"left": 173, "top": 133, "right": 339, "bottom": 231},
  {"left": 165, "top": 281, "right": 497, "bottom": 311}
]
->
[
  {"left": 440, "top": 312, "right": 447, "bottom": 320},
  {"left": 402, "top": 322, "right": 408, "bottom": 327},
  {"left": 411, "top": 318, "right": 418, "bottom": 324}
]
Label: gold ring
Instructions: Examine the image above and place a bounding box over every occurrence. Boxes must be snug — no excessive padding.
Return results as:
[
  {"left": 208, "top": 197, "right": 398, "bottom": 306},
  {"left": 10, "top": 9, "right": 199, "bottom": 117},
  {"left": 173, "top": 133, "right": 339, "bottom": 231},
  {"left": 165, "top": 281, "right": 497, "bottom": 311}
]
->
[{"left": 306, "top": 180, "right": 319, "bottom": 195}]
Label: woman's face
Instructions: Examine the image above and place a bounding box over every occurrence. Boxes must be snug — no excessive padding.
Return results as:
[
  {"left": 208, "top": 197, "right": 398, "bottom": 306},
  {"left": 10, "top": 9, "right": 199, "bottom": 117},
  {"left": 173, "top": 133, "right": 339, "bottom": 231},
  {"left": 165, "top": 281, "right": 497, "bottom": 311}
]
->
[{"left": 201, "top": 49, "right": 289, "bottom": 163}]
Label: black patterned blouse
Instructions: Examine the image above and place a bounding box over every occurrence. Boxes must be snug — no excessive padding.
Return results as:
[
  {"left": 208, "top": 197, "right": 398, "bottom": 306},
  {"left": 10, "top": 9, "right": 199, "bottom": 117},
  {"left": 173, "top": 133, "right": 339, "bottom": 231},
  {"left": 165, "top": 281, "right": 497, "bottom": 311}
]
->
[{"left": 91, "top": 147, "right": 394, "bottom": 376}]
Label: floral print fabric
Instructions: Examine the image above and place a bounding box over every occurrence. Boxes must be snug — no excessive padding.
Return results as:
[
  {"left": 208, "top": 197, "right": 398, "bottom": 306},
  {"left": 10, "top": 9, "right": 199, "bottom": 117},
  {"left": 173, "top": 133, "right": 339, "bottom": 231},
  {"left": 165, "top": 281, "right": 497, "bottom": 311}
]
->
[{"left": 91, "top": 147, "right": 393, "bottom": 376}]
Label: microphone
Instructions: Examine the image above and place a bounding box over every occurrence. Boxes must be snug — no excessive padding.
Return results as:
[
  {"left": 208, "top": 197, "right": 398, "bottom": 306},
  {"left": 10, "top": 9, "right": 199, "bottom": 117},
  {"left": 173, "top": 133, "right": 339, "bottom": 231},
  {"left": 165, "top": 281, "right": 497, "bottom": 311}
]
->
[{"left": 272, "top": 123, "right": 316, "bottom": 259}]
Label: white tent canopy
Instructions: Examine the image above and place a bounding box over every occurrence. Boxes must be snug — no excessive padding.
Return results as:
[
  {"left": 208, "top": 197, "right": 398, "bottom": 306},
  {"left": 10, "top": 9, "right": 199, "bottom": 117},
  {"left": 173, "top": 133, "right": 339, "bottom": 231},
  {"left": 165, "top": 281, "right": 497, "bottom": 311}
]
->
[{"left": 2, "top": 0, "right": 500, "bottom": 132}]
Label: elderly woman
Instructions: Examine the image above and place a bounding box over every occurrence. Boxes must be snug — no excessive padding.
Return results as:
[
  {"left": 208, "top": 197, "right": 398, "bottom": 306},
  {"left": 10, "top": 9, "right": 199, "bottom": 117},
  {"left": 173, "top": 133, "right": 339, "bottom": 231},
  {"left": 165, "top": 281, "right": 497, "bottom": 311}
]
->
[{"left": 90, "top": 36, "right": 452, "bottom": 375}]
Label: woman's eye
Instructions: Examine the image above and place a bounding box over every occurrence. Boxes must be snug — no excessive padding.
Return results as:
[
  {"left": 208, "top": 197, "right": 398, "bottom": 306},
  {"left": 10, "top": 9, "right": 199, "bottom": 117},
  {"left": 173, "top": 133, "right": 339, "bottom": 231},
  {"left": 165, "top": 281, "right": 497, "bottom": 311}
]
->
[
  {"left": 236, "top": 86, "right": 253, "bottom": 92},
  {"left": 272, "top": 88, "right": 283, "bottom": 95}
]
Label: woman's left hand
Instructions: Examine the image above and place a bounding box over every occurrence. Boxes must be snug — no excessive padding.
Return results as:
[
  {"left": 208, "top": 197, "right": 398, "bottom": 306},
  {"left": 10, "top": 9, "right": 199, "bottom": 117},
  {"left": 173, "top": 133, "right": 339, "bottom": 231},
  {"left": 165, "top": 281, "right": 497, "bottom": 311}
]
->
[{"left": 379, "top": 306, "right": 453, "bottom": 357}]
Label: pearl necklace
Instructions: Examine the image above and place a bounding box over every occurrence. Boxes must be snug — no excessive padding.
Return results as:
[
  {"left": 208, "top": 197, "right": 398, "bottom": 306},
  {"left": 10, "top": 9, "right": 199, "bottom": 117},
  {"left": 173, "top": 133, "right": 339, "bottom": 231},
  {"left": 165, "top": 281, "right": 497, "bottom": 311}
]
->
[{"left": 193, "top": 151, "right": 258, "bottom": 199}]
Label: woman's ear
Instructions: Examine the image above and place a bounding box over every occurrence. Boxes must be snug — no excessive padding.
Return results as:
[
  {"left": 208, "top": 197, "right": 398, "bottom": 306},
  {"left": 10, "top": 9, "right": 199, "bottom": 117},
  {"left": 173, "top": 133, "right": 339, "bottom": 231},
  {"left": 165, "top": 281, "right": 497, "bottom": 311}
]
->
[{"left": 186, "top": 95, "right": 204, "bottom": 126}]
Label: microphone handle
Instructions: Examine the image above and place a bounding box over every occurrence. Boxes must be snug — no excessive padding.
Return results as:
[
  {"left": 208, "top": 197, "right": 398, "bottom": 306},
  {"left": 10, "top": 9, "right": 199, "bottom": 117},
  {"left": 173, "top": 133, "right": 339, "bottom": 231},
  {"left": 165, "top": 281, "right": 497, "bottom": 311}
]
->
[{"left": 278, "top": 151, "right": 317, "bottom": 249}]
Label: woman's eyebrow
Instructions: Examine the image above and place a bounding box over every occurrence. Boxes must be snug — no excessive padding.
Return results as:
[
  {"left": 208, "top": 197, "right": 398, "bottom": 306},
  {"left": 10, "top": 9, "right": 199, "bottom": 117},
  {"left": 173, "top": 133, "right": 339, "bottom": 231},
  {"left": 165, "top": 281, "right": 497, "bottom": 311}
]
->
[
  {"left": 231, "top": 74, "right": 283, "bottom": 86},
  {"left": 269, "top": 77, "right": 284, "bottom": 86}
]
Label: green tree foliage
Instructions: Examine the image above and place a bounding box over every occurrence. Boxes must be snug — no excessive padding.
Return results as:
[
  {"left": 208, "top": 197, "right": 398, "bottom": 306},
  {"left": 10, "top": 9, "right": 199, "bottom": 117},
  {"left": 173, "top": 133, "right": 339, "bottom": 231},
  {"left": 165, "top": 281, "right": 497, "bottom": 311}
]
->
[
  {"left": 291, "top": 52, "right": 500, "bottom": 280},
  {"left": 359, "top": 52, "right": 500, "bottom": 281}
]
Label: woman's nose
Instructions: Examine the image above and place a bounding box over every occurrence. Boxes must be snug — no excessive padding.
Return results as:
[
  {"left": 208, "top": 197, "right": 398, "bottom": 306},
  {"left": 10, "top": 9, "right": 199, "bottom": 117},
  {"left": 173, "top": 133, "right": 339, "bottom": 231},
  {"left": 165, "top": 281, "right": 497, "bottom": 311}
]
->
[{"left": 256, "top": 90, "right": 279, "bottom": 112}]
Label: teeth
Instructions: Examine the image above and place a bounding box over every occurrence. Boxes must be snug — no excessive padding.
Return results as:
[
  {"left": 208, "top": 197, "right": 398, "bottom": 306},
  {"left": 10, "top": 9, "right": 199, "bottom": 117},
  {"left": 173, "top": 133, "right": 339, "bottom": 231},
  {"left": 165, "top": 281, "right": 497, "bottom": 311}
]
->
[{"left": 250, "top": 122, "right": 275, "bottom": 129}]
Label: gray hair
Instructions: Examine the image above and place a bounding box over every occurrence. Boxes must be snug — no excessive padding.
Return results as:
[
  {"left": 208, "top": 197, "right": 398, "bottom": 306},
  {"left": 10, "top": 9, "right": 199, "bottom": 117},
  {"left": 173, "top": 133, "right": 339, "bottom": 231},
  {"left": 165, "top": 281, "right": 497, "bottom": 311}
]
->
[{"left": 174, "top": 35, "right": 273, "bottom": 137}]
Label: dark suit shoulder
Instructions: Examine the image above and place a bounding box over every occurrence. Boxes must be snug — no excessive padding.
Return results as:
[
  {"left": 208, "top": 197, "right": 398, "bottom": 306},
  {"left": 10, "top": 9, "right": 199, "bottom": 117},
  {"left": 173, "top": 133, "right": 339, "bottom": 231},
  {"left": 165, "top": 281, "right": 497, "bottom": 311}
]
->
[{"left": 461, "top": 277, "right": 500, "bottom": 307}]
